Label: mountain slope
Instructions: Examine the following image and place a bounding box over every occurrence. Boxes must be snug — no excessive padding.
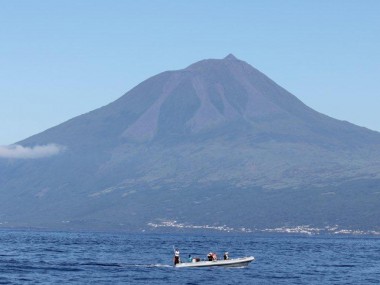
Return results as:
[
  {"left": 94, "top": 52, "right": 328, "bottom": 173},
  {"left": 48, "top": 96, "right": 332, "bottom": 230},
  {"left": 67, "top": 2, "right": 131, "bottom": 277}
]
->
[{"left": 1, "top": 55, "right": 380, "bottom": 232}]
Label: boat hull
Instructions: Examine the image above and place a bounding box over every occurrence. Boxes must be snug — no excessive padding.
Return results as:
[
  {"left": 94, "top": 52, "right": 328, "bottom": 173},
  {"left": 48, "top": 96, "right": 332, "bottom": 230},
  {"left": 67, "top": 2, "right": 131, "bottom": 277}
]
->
[{"left": 175, "top": 256, "right": 255, "bottom": 268}]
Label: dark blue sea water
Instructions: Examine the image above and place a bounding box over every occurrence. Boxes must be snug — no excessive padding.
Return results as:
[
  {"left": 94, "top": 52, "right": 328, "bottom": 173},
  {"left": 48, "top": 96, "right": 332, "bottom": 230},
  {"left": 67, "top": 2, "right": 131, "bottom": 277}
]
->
[{"left": 0, "top": 230, "right": 379, "bottom": 284}]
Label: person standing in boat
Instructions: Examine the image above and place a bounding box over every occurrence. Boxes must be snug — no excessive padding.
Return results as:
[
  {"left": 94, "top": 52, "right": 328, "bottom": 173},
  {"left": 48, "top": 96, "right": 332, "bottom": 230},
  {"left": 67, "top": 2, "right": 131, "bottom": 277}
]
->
[
  {"left": 174, "top": 249, "right": 181, "bottom": 265},
  {"left": 224, "top": 252, "right": 229, "bottom": 260}
]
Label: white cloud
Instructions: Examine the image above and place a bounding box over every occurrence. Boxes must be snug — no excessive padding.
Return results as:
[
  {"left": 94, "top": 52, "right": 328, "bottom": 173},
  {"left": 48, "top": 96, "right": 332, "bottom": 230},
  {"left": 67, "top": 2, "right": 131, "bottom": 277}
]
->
[{"left": 0, "top": 144, "right": 65, "bottom": 159}]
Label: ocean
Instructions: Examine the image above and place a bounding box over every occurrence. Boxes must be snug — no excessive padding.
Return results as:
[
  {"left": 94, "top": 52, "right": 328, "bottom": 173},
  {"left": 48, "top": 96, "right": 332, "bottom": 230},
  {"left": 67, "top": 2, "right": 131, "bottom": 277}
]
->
[{"left": 0, "top": 230, "right": 379, "bottom": 284}]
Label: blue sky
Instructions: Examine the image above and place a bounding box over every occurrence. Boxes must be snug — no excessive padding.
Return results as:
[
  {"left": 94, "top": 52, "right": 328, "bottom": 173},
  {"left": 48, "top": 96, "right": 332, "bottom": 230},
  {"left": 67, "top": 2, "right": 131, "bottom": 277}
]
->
[{"left": 1, "top": 0, "right": 379, "bottom": 145}]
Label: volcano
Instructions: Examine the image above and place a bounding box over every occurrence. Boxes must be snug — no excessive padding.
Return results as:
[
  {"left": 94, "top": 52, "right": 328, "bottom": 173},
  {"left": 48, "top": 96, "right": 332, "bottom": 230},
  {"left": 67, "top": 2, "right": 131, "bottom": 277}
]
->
[{"left": 1, "top": 55, "right": 380, "bottom": 233}]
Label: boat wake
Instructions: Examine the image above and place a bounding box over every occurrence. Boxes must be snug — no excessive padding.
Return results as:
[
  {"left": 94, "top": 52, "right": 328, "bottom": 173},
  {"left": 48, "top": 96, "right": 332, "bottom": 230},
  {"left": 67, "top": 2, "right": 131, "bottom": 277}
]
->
[
  {"left": 80, "top": 262, "right": 171, "bottom": 268},
  {"left": 121, "top": 263, "right": 172, "bottom": 268}
]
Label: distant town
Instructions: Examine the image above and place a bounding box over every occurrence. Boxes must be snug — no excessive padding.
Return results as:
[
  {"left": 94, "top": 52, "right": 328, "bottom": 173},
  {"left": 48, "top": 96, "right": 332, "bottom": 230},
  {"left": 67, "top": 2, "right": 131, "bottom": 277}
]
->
[{"left": 148, "top": 220, "right": 380, "bottom": 236}]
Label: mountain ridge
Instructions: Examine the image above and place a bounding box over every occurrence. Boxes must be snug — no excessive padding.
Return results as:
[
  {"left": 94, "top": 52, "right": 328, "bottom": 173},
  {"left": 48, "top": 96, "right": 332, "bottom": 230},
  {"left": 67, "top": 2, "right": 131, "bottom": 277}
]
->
[
  {"left": 22, "top": 54, "right": 380, "bottom": 147},
  {"left": 1, "top": 55, "right": 380, "bottom": 232}
]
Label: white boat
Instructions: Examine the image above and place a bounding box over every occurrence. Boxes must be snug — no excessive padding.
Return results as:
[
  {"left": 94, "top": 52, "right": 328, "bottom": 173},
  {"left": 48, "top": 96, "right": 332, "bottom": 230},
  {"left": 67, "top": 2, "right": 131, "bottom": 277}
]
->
[{"left": 175, "top": 256, "right": 255, "bottom": 268}]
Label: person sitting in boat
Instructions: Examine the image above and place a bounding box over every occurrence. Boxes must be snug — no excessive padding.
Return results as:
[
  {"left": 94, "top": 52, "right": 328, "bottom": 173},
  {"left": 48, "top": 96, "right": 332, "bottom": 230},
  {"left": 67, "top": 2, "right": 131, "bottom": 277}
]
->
[
  {"left": 224, "top": 252, "right": 229, "bottom": 260},
  {"left": 207, "top": 252, "right": 217, "bottom": 261},
  {"left": 174, "top": 249, "right": 180, "bottom": 265}
]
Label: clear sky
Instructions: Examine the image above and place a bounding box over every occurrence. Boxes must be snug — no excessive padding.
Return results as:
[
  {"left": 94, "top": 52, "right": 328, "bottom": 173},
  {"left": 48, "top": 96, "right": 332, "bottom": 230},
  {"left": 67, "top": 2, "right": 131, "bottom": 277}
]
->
[{"left": 1, "top": 0, "right": 379, "bottom": 145}]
